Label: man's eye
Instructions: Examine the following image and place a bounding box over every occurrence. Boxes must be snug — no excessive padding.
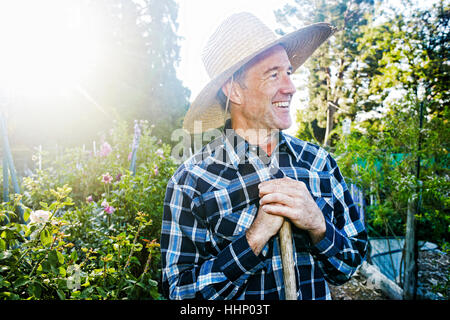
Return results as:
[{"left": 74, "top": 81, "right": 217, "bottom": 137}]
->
[{"left": 270, "top": 72, "right": 278, "bottom": 78}]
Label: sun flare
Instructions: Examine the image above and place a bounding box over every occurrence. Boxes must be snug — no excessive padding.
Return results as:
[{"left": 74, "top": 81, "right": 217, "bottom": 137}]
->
[{"left": 0, "top": 0, "right": 103, "bottom": 99}]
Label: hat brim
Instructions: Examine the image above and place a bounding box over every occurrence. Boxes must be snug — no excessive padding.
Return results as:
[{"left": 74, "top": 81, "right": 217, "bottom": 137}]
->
[{"left": 183, "top": 22, "right": 336, "bottom": 134}]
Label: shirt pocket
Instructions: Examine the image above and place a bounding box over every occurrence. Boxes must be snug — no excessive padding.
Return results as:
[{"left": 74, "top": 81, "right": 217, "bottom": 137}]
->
[
  {"left": 198, "top": 187, "right": 258, "bottom": 244},
  {"left": 286, "top": 168, "right": 335, "bottom": 224},
  {"left": 211, "top": 203, "right": 258, "bottom": 241}
]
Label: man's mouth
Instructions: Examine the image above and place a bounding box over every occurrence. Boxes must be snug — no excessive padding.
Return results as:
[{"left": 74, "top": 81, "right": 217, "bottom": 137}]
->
[{"left": 273, "top": 101, "right": 290, "bottom": 109}]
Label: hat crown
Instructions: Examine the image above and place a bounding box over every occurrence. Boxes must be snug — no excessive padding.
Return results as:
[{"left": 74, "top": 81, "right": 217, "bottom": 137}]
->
[{"left": 202, "top": 12, "right": 277, "bottom": 79}]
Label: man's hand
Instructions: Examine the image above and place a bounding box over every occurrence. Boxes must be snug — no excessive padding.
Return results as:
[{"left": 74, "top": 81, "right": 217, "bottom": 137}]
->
[
  {"left": 246, "top": 205, "right": 284, "bottom": 255},
  {"left": 258, "top": 177, "right": 326, "bottom": 244}
]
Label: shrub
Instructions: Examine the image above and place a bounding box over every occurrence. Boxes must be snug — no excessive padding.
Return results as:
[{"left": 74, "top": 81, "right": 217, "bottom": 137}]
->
[{"left": 0, "top": 120, "right": 176, "bottom": 299}]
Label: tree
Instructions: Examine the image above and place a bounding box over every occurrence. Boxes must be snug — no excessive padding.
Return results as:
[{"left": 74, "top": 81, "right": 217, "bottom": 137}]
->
[
  {"left": 333, "top": 0, "right": 449, "bottom": 247},
  {"left": 275, "top": 0, "right": 375, "bottom": 146}
]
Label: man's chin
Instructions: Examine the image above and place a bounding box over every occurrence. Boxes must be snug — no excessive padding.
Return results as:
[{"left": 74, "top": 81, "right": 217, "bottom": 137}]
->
[{"left": 276, "top": 119, "right": 292, "bottom": 131}]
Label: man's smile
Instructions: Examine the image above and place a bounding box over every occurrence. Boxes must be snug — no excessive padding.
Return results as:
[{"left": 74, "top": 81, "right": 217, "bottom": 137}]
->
[{"left": 272, "top": 101, "right": 290, "bottom": 109}]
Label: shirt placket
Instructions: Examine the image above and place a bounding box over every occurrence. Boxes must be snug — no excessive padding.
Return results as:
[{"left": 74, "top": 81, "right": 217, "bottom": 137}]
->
[{"left": 246, "top": 143, "right": 296, "bottom": 299}]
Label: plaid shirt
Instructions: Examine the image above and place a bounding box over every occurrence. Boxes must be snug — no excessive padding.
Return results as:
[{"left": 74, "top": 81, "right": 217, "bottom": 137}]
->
[{"left": 161, "top": 121, "right": 367, "bottom": 300}]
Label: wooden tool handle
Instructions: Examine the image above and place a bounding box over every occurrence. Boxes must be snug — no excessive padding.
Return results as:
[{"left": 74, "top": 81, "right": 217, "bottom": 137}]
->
[{"left": 279, "top": 220, "right": 297, "bottom": 300}]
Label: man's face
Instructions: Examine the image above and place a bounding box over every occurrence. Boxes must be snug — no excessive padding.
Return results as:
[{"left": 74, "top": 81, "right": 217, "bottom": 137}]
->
[{"left": 235, "top": 45, "right": 296, "bottom": 131}]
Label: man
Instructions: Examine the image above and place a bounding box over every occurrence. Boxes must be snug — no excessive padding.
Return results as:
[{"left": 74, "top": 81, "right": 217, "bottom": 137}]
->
[{"left": 161, "top": 12, "right": 367, "bottom": 300}]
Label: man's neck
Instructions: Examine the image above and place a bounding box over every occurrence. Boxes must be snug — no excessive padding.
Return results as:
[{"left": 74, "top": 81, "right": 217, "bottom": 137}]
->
[{"left": 231, "top": 124, "right": 279, "bottom": 156}]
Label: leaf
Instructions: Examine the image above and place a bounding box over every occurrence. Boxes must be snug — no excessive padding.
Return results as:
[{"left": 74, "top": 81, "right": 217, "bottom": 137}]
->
[
  {"left": 0, "top": 250, "right": 12, "bottom": 260},
  {"left": 39, "top": 202, "right": 49, "bottom": 210},
  {"left": 13, "top": 277, "right": 30, "bottom": 288},
  {"left": 56, "top": 251, "right": 65, "bottom": 264},
  {"left": 0, "top": 291, "right": 20, "bottom": 300},
  {"left": 56, "top": 289, "right": 65, "bottom": 300},
  {"left": 23, "top": 209, "right": 30, "bottom": 223},
  {"left": 30, "top": 282, "right": 42, "bottom": 298},
  {"left": 40, "top": 228, "right": 52, "bottom": 247},
  {"left": 48, "top": 250, "right": 59, "bottom": 267},
  {"left": 70, "top": 250, "right": 78, "bottom": 262},
  {"left": 59, "top": 266, "right": 66, "bottom": 277}
]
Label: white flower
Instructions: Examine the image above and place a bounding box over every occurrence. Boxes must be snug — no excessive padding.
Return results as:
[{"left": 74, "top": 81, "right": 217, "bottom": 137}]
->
[
  {"left": 29, "top": 210, "right": 50, "bottom": 224},
  {"left": 156, "top": 148, "right": 165, "bottom": 159}
]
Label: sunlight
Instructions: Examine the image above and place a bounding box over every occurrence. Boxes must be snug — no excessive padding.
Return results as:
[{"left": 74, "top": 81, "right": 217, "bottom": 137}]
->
[{"left": 0, "top": 0, "right": 102, "bottom": 100}]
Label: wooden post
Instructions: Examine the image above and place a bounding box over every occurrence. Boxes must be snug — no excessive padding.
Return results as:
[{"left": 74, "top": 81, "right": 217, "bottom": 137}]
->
[
  {"left": 279, "top": 220, "right": 297, "bottom": 300},
  {"left": 3, "top": 155, "right": 9, "bottom": 203},
  {"left": 0, "top": 112, "right": 24, "bottom": 223},
  {"left": 324, "top": 102, "right": 337, "bottom": 147},
  {"left": 403, "top": 196, "right": 417, "bottom": 300}
]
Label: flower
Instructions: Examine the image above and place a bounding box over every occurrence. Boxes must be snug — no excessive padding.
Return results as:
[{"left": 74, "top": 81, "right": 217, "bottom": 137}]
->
[
  {"left": 101, "top": 173, "right": 113, "bottom": 184},
  {"left": 128, "top": 152, "right": 132, "bottom": 161},
  {"left": 101, "top": 199, "right": 108, "bottom": 207},
  {"left": 29, "top": 210, "right": 50, "bottom": 224},
  {"left": 104, "top": 206, "right": 115, "bottom": 214},
  {"left": 99, "top": 142, "right": 112, "bottom": 157},
  {"left": 153, "top": 164, "right": 159, "bottom": 176},
  {"left": 86, "top": 195, "right": 93, "bottom": 203},
  {"left": 156, "top": 148, "right": 165, "bottom": 159}
]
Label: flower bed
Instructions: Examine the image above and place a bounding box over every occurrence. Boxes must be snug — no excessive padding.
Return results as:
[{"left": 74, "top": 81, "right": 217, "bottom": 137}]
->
[{"left": 0, "top": 121, "right": 176, "bottom": 299}]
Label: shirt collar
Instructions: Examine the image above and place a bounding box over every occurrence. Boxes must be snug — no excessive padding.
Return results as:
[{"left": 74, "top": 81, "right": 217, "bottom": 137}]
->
[{"left": 222, "top": 119, "right": 298, "bottom": 169}]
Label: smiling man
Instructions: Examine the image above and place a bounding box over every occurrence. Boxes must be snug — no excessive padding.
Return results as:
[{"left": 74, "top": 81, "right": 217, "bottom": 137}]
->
[{"left": 161, "top": 12, "right": 367, "bottom": 300}]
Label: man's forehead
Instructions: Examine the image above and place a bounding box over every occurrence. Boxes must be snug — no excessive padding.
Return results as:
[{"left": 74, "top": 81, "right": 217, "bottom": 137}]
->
[{"left": 244, "top": 45, "right": 291, "bottom": 73}]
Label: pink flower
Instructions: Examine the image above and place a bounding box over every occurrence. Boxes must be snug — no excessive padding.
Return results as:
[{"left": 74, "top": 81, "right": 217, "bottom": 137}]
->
[
  {"left": 153, "top": 164, "right": 159, "bottom": 176},
  {"left": 101, "top": 199, "right": 108, "bottom": 207},
  {"left": 86, "top": 195, "right": 93, "bottom": 203},
  {"left": 101, "top": 173, "right": 113, "bottom": 184},
  {"left": 128, "top": 152, "right": 132, "bottom": 161},
  {"left": 104, "top": 206, "right": 115, "bottom": 214},
  {"left": 99, "top": 142, "right": 112, "bottom": 157}
]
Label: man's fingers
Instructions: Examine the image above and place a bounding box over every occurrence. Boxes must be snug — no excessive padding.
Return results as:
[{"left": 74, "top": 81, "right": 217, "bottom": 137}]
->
[
  {"left": 260, "top": 192, "right": 294, "bottom": 207},
  {"left": 259, "top": 177, "right": 307, "bottom": 197},
  {"left": 261, "top": 203, "right": 292, "bottom": 219}
]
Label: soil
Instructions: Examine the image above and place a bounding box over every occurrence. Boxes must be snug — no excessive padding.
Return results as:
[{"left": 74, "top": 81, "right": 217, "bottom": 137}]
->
[{"left": 329, "top": 250, "right": 449, "bottom": 300}]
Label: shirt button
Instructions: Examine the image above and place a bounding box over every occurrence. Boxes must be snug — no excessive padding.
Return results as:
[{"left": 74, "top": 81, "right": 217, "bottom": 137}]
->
[{"left": 239, "top": 227, "right": 243, "bottom": 232}]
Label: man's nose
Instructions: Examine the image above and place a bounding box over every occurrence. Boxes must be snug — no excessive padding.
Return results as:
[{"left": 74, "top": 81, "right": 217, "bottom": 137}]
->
[{"left": 281, "top": 74, "right": 296, "bottom": 95}]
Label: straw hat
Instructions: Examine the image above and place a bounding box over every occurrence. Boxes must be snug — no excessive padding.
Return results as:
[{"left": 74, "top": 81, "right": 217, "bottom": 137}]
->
[{"left": 183, "top": 12, "right": 336, "bottom": 134}]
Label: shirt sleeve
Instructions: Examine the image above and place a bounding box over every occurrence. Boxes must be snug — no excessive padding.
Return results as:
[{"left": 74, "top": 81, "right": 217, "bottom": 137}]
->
[
  {"left": 161, "top": 173, "right": 266, "bottom": 300},
  {"left": 310, "top": 155, "right": 368, "bottom": 285}
]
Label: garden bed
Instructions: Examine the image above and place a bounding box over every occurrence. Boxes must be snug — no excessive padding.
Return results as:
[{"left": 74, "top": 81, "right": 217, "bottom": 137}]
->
[{"left": 329, "top": 250, "right": 449, "bottom": 300}]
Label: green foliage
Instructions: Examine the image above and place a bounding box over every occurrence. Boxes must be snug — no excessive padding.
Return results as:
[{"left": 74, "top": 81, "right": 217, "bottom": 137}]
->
[
  {"left": 333, "top": 99, "right": 449, "bottom": 246},
  {"left": 0, "top": 120, "right": 176, "bottom": 299}
]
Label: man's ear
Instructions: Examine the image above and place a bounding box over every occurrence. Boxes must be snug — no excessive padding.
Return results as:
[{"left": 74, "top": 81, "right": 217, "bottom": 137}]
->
[{"left": 221, "top": 79, "right": 243, "bottom": 105}]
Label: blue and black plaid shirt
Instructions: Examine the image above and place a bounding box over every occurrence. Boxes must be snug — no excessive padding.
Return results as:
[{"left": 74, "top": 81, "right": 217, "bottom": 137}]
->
[{"left": 161, "top": 121, "right": 367, "bottom": 300}]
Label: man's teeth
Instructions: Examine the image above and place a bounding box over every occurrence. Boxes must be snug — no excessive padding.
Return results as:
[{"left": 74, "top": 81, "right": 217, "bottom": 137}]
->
[{"left": 273, "top": 101, "right": 290, "bottom": 108}]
